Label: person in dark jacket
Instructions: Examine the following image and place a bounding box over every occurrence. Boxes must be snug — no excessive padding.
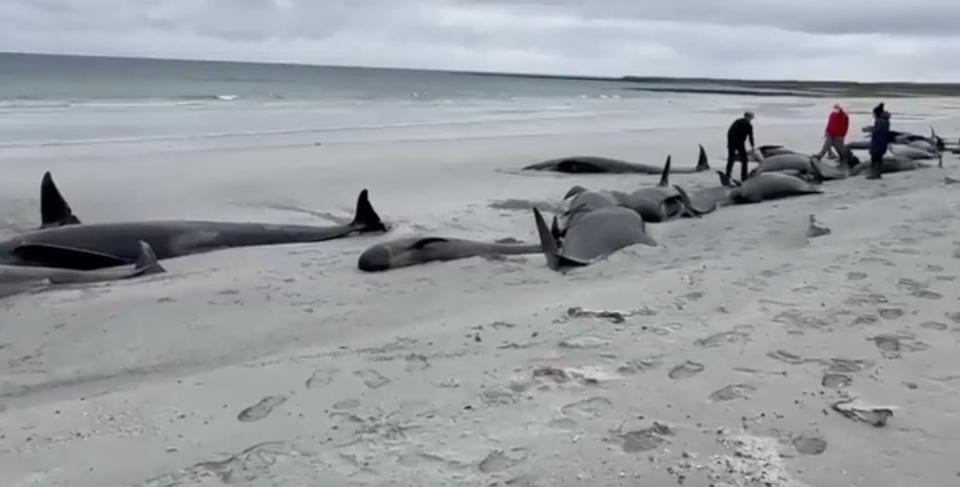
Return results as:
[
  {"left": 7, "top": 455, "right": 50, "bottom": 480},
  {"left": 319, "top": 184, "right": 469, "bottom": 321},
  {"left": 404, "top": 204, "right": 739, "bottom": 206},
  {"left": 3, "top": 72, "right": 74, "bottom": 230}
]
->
[
  {"left": 726, "top": 111, "right": 755, "bottom": 181},
  {"left": 868, "top": 103, "right": 892, "bottom": 180}
]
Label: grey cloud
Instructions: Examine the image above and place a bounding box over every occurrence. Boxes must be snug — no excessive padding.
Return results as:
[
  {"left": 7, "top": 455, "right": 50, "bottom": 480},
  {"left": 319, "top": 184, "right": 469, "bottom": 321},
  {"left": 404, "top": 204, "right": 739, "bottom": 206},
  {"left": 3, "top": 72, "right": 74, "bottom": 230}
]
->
[
  {"left": 467, "top": 0, "right": 960, "bottom": 36},
  {"left": 1, "top": 0, "right": 958, "bottom": 81}
]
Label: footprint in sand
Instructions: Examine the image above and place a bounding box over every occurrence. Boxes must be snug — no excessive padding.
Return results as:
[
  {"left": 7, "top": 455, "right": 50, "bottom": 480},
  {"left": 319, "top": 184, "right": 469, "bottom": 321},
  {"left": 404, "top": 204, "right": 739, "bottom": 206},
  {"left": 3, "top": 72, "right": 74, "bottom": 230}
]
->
[
  {"left": 668, "top": 361, "right": 705, "bottom": 380},
  {"left": 945, "top": 312, "right": 960, "bottom": 324},
  {"left": 561, "top": 396, "right": 614, "bottom": 418},
  {"left": 878, "top": 308, "right": 904, "bottom": 319},
  {"left": 709, "top": 384, "right": 757, "bottom": 402},
  {"left": 826, "top": 358, "right": 875, "bottom": 374},
  {"left": 404, "top": 354, "right": 431, "bottom": 372},
  {"left": 793, "top": 436, "right": 828, "bottom": 455},
  {"left": 847, "top": 272, "right": 868, "bottom": 281},
  {"left": 921, "top": 321, "right": 949, "bottom": 331},
  {"left": 355, "top": 369, "right": 391, "bottom": 389},
  {"left": 478, "top": 448, "right": 529, "bottom": 474},
  {"left": 870, "top": 335, "right": 901, "bottom": 352},
  {"left": 822, "top": 373, "right": 852, "bottom": 389},
  {"left": 845, "top": 293, "right": 889, "bottom": 307},
  {"left": 694, "top": 330, "right": 751, "bottom": 348},
  {"left": 558, "top": 335, "right": 611, "bottom": 349},
  {"left": 617, "top": 423, "right": 674, "bottom": 453},
  {"left": 852, "top": 314, "right": 880, "bottom": 326},
  {"left": 237, "top": 395, "right": 288, "bottom": 422},
  {"left": 305, "top": 367, "right": 340, "bottom": 389},
  {"left": 332, "top": 399, "right": 361, "bottom": 410},
  {"left": 766, "top": 350, "right": 811, "bottom": 365}
]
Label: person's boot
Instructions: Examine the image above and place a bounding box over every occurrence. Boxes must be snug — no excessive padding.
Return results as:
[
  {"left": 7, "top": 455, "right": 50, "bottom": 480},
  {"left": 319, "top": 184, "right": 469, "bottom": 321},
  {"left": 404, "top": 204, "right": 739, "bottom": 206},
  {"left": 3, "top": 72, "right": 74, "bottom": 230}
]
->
[{"left": 866, "top": 160, "right": 881, "bottom": 179}]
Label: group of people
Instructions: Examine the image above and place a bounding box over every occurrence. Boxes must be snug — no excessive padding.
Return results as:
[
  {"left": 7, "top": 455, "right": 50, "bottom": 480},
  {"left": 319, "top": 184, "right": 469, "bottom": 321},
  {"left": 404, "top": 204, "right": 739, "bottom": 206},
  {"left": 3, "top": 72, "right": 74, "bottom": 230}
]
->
[{"left": 725, "top": 102, "right": 894, "bottom": 181}]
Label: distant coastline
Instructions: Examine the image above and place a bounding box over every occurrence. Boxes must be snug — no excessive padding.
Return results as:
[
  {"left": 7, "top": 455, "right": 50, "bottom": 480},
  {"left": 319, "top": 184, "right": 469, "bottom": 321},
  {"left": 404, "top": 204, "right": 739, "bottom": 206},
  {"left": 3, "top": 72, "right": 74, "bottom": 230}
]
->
[{"left": 3, "top": 50, "right": 960, "bottom": 98}]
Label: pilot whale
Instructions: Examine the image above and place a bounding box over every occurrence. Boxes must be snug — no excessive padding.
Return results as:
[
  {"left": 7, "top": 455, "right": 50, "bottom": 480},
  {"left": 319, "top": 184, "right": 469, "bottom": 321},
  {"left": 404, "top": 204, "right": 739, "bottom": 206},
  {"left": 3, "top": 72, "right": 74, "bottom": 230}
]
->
[{"left": 0, "top": 173, "right": 389, "bottom": 270}]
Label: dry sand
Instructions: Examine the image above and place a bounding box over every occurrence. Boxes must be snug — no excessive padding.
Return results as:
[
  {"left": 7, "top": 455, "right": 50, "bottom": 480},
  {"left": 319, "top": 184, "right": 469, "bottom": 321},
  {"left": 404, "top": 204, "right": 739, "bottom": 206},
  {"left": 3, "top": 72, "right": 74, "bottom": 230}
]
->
[{"left": 1, "top": 97, "right": 960, "bottom": 486}]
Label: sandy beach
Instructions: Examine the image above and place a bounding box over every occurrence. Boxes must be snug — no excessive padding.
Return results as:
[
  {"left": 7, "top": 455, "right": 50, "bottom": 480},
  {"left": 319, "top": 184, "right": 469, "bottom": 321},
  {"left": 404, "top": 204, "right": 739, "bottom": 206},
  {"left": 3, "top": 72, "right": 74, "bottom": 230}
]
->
[{"left": 2, "top": 95, "right": 960, "bottom": 486}]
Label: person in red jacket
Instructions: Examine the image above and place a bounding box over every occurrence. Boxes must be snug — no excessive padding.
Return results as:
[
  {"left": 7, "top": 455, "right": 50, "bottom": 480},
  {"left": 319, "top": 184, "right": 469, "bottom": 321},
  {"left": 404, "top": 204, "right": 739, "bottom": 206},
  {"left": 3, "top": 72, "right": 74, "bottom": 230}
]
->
[{"left": 814, "top": 104, "right": 851, "bottom": 166}]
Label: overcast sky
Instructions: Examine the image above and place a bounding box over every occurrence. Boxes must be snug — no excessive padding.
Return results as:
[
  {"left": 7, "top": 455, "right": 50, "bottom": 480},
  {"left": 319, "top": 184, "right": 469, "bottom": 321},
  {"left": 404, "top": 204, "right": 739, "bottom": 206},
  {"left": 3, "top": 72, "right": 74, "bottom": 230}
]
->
[{"left": 2, "top": 0, "right": 959, "bottom": 82}]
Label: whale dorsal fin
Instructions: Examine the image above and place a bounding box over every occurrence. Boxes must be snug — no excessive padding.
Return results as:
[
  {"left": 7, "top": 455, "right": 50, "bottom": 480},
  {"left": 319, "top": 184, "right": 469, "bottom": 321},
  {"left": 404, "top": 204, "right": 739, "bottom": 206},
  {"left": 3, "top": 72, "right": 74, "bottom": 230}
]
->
[
  {"left": 408, "top": 237, "right": 449, "bottom": 250},
  {"left": 40, "top": 172, "right": 81, "bottom": 228},
  {"left": 13, "top": 243, "right": 130, "bottom": 270},
  {"left": 658, "top": 156, "right": 671, "bottom": 187},
  {"left": 350, "top": 189, "right": 388, "bottom": 233},
  {"left": 696, "top": 145, "right": 709, "bottom": 171}
]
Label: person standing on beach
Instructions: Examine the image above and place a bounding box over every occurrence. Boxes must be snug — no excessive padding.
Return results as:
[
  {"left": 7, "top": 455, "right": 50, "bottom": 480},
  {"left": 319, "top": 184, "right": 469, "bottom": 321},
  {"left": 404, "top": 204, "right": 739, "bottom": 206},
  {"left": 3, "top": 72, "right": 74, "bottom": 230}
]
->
[
  {"left": 726, "top": 111, "right": 755, "bottom": 182},
  {"left": 814, "top": 104, "right": 850, "bottom": 166},
  {"left": 868, "top": 103, "right": 891, "bottom": 180}
]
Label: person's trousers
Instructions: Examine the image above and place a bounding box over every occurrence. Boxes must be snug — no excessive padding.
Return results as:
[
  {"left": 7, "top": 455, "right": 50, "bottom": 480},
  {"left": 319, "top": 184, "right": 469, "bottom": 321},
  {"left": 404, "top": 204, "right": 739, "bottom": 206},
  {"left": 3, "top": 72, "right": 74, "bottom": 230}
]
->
[
  {"left": 868, "top": 152, "right": 883, "bottom": 178},
  {"left": 726, "top": 145, "right": 749, "bottom": 181},
  {"left": 817, "top": 135, "right": 848, "bottom": 163}
]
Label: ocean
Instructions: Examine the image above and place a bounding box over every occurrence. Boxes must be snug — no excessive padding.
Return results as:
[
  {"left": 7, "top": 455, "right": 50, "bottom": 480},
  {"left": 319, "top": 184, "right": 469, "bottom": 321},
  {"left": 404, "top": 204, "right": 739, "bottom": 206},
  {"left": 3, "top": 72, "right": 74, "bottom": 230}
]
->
[
  {"left": 0, "top": 52, "right": 657, "bottom": 152},
  {"left": 1, "top": 52, "right": 856, "bottom": 157}
]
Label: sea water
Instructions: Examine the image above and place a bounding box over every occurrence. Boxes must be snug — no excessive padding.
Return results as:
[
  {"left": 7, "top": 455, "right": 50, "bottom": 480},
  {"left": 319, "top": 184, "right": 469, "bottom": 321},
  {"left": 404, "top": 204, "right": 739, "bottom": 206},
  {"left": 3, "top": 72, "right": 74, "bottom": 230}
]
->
[{"left": 0, "top": 52, "right": 772, "bottom": 157}]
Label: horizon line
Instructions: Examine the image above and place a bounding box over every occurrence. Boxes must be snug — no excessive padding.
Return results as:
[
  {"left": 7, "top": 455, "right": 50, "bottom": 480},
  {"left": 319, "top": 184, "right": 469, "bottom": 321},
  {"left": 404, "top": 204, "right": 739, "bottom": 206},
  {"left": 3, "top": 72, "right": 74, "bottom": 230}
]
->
[{"left": 3, "top": 50, "right": 957, "bottom": 88}]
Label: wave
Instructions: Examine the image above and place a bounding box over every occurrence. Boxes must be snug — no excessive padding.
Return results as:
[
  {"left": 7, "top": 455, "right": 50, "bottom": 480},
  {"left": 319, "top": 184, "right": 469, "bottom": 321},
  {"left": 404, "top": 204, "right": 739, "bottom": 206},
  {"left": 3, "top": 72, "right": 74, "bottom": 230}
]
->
[
  {"left": 0, "top": 110, "right": 606, "bottom": 150},
  {"left": 0, "top": 94, "right": 244, "bottom": 111}
]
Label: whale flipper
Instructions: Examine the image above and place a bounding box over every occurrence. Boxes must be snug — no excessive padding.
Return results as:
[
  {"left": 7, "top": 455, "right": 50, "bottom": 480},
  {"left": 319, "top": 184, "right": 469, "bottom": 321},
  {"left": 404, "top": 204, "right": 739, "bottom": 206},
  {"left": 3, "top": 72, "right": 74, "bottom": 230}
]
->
[
  {"left": 696, "top": 145, "right": 710, "bottom": 171},
  {"left": 658, "top": 156, "right": 672, "bottom": 188},
  {"left": 349, "top": 189, "right": 387, "bottom": 233},
  {"left": 717, "top": 171, "right": 739, "bottom": 187},
  {"left": 673, "top": 185, "right": 715, "bottom": 217},
  {"left": 563, "top": 185, "right": 588, "bottom": 200},
  {"left": 12, "top": 243, "right": 130, "bottom": 270},
  {"left": 133, "top": 241, "right": 166, "bottom": 276},
  {"left": 40, "top": 172, "right": 81, "bottom": 228}
]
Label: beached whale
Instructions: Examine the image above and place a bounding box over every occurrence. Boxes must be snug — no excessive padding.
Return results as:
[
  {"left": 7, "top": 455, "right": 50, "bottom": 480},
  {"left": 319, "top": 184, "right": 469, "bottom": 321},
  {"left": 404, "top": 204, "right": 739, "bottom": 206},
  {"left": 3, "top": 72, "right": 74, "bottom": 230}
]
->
[
  {"left": 849, "top": 156, "right": 926, "bottom": 176},
  {"left": 688, "top": 171, "right": 740, "bottom": 209},
  {"left": 613, "top": 185, "right": 712, "bottom": 222},
  {"left": 889, "top": 144, "right": 940, "bottom": 162},
  {"left": 523, "top": 145, "right": 710, "bottom": 174},
  {"left": 559, "top": 186, "right": 622, "bottom": 230},
  {"left": 0, "top": 189, "right": 389, "bottom": 271},
  {"left": 533, "top": 206, "right": 656, "bottom": 270},
  {"left": 747, "top": 145, "right": 796, "bottom": 162},
  {"left": 559, "top": 157, "right": 712, "bottom": 225},
  {"left": 751, "top": 153, "right": 846, "bottom": 181},
  {"left": 730, "top": 172, "right": 823, "bottom": 204},
  {"left": 0, "top": 240, "right": 164, "bottom": 299},
  {"left": 357, "top": 236, "right": 540, "bottom": 272}
]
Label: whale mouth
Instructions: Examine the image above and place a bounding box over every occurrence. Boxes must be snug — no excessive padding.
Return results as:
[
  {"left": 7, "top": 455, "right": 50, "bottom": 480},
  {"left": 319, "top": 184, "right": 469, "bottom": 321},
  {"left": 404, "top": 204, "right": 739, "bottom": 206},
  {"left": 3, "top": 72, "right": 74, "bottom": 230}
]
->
[{"left": 358, "top": 246, "right": 391, "bottom": 272}]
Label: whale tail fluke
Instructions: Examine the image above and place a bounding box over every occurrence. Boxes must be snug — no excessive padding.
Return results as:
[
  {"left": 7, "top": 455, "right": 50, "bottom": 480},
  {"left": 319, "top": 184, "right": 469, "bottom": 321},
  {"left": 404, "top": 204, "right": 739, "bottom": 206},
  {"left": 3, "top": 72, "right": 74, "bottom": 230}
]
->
[
  {"left": 532, "top": 208, "right": 586, "bottom": 271},
  {"left": 40, "top": 171, "right": 81, "bottom": 229},
  {"left": 533, "top": 207, "right": 562, "bottom": 270},
  {"left": 350, "top": 189, "right": 388, "bottom": 233},
  {"left": 134, "top": 241, "right": 166, "bottom": 276},
  {"left": 696, "top": 145, "right": 710, "bottom": 171}
]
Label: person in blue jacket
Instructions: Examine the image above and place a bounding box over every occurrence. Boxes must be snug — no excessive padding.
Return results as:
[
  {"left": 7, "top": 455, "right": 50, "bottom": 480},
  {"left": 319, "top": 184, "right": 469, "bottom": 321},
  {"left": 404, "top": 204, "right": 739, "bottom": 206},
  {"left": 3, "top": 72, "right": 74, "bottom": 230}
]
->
[{"left": 868, "top": 103, "right": 892, "bottom": 180}]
